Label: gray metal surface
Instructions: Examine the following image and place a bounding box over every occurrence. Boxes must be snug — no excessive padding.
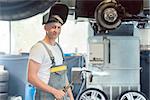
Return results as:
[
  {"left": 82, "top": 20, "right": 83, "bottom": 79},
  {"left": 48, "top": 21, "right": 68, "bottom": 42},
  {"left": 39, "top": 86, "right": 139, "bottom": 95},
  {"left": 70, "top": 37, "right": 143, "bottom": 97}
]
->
[{"left": 87, "top": 36, "right": 141, "bottom": 100}]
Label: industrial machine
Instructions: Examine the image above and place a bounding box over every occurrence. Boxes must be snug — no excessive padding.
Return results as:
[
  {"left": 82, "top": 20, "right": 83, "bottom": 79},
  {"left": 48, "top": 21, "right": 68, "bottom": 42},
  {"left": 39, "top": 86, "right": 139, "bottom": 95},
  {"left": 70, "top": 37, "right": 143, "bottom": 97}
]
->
[{"left": 74, "top": 0, "right": 150, "bottom": 100}]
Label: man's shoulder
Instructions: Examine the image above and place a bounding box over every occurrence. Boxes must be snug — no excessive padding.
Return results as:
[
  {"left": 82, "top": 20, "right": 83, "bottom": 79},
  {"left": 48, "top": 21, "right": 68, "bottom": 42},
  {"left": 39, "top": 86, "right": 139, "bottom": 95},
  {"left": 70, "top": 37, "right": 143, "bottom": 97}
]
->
[{"left": 30, "top": 41, "right": 45, "bottom": 51}]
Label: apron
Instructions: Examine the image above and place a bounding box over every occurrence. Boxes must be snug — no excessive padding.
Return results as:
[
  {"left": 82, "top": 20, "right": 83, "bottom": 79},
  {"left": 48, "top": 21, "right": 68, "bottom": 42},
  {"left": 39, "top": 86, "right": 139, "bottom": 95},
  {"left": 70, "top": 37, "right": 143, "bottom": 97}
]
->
[
  {"left": 35, "top": 41, "right": 68, "bottom": 100},
  {"left": 35, "top": 70, "right": 68, "bottom": 100}
]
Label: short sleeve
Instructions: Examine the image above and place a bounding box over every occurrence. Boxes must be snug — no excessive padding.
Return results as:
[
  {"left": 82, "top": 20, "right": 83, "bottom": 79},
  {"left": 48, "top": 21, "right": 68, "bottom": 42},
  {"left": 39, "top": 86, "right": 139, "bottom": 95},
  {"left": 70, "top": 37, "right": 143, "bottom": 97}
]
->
[{"left": 29, "top": 43, "right": 45, "bottom": 64}]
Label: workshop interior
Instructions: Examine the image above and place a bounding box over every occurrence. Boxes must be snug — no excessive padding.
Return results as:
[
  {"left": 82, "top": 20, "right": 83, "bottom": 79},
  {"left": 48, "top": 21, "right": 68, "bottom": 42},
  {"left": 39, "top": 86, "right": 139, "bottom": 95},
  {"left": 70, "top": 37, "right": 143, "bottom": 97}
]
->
[{"left": 0, "top": 0, "right": 150, "bottom": 100}]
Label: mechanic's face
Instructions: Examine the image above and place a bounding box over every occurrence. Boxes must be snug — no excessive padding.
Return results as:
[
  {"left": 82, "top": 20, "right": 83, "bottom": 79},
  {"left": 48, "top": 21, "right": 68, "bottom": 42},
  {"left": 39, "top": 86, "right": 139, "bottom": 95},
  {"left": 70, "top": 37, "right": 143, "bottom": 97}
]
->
[{"left": 45, "top": 22, "right": 62, "bottom": 40}]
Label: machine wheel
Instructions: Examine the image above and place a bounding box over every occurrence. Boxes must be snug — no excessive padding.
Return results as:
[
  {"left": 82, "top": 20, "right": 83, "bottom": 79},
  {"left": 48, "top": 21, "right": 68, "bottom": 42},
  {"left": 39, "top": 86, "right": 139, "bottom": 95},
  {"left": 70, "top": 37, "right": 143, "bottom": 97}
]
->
[
  {"left": 118, "top": 90, "right": 148, "bottom": 100},
  {"left": 78, "top": 88, "right": 108, "bottom": 100}
]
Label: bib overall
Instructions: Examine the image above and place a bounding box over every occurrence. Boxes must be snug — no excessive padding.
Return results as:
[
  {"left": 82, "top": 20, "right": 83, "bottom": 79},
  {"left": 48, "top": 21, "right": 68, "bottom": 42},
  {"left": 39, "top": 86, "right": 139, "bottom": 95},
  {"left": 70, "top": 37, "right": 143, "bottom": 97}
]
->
[{"left": 35, "top": 41, "right": 68, "bottom": 100}]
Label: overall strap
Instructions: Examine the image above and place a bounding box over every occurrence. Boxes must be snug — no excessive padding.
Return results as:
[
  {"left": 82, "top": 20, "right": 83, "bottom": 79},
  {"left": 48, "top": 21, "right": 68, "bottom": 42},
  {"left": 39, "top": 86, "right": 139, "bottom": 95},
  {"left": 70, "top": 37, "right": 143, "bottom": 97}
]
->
[
  {"left": 55, "top": 42, "right": 65, "bottom": 63},
  {"left": 38, "top": 41, "right": 55, "bottom": 66}
]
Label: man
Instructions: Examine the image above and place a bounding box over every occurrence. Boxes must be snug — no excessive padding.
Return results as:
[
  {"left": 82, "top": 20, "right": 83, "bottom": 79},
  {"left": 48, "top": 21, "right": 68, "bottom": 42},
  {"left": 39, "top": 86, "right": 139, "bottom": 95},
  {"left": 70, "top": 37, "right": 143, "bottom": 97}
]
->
[{"left": 28, "top": 3, "right": 74, "bottom": 100}]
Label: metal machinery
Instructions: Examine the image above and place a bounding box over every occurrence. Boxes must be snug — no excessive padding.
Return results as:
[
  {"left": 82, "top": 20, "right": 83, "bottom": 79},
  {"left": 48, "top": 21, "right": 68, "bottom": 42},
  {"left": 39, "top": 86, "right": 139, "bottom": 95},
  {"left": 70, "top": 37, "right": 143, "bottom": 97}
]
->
[
  {"left": 85, "top": 26, "right": 145, "bottom": 100},
  {"left": 74, "top": 0, "right": 150, "bottom": 100}
]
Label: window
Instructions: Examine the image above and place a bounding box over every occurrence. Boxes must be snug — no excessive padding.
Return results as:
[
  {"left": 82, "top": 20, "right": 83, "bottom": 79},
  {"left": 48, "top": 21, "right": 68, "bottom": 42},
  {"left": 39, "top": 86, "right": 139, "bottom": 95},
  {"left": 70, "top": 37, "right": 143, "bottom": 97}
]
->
[
  {"left": 0, "top": 14, "right": 89, "bottom": 54},
  {"left": 60, "top": 19, "right": 89, "bottom": 53},
  {"left": 0, "top": 21, "right": 10, "bottom": 54},
  {"left": 11, "top": 14, "right": 45, "bottom": 54}
]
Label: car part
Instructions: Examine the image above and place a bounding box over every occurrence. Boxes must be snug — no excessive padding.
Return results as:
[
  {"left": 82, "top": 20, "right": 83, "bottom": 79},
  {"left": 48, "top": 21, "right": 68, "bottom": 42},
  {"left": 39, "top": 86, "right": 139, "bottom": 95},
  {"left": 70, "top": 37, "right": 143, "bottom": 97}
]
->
[
  {"left": 78, "top": 88, "right": 108, "bottom": 100},
  {"left": 118, "top": 90, "right": 148, "bottom": 100},
  {"left": 0, "top": 0, "right": 57, "bottom": 21}
]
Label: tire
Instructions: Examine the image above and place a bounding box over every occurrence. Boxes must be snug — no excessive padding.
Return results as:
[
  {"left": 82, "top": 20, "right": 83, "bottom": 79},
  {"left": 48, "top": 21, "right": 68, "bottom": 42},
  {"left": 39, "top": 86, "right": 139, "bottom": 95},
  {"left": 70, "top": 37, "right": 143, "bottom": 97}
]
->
[
  {"left": 0, "top": 93, "right": 8, "bottom": 100},
  {"left": 117, "top": 90, "right": 148, "bottom": 100},
  {"left": 0, "top": 70, "right": 9, "bottom": 82},
  {"left": 78, "top": 88, "right": 108, "bottom": 100},
  {"left": 0, "top": 82, "right": 8, "bottom": 93}
]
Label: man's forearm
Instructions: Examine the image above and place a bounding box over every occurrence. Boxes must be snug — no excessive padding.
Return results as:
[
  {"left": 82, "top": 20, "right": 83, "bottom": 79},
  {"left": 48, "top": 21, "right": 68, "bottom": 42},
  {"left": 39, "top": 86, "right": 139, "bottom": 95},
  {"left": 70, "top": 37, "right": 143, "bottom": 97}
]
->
[
  {"left": 67, "top": 87, "right": 74, "bottom": 100},
  {"left": 66, "top": 80, "right": 74, "bottom": 100}
]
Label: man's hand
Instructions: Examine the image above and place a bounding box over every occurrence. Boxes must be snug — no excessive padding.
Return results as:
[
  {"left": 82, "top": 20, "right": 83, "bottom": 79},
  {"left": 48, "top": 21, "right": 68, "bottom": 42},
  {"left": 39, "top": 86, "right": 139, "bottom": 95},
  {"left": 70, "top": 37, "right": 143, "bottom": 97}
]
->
[{"left": 53, "top": 89, "right": 65, "bottom": 100}]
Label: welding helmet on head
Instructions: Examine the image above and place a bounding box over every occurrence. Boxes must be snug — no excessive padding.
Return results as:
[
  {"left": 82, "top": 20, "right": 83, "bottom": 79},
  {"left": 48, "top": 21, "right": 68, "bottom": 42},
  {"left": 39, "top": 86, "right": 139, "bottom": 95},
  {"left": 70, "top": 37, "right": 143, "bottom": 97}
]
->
[{"left": 42, "top": 2, "right": 69, "bottom": 25}]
